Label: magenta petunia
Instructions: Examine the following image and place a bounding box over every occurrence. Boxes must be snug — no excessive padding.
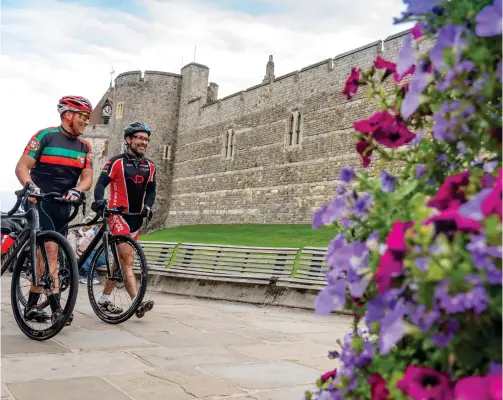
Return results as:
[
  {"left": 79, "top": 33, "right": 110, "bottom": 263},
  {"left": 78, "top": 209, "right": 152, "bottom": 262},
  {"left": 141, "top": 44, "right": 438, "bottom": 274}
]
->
[
  {"left": 373, "top": 221, "right": 413, "bottom": 294},
  {"left": 427, "top": 170, "right": 470, "bottom": 211},
  {"left": 343, "top": 67, "right": 362, "bottom": 100},
  {"left": 369, "top": 373, "right": 390, "bottom": 400},
  {"left": 356, "top": 138, "right": 374, "bottom": 168},
  {"left": 424, "top": 207, "right": 483, "bottom": 238},
  {"left": 481, "top": 168, "right": 502, "bottom": 221},
  {"left": 397, "top": 366, "right": 453, "bottom": 400},
  {"left": 354, "top": 110, "right": 416, "bottom": 148}
]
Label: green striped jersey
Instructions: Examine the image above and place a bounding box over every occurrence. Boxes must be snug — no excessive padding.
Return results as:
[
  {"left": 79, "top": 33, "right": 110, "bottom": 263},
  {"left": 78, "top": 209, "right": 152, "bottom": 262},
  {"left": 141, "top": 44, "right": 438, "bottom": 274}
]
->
[{"left": 23, "top": 126, "right": 93, "bottom": 194}]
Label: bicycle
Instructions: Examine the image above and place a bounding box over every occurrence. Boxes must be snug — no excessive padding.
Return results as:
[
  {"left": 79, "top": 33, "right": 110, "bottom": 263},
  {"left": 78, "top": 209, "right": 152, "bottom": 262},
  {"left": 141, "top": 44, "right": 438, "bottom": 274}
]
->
[
  {"left": 0, "top": 183, "right": 84, "bottom": 341},
  {"left": 67, "top": 200, "right": 150, "bottom": 325}
]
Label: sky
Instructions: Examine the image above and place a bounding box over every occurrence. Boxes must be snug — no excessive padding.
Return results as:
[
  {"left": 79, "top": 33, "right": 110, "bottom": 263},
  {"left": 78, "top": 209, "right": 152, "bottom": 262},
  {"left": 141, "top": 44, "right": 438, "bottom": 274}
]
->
[{"left": 0, "top": 0, "right": 413, "bottom": 210}]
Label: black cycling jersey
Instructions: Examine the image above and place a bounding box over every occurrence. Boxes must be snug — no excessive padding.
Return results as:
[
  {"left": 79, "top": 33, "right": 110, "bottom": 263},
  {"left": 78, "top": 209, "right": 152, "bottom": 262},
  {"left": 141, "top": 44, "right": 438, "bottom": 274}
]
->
[
  {"left": 23, "top": 126, "right": 93, "bottom": 194},
  {"left": 94, "top": 153, "right": 157, "bottom": 214}
]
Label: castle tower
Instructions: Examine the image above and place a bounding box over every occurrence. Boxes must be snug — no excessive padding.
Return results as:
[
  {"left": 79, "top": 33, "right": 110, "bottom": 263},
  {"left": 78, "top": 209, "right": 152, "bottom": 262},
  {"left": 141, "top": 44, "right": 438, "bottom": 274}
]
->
[
  {"left": 262, "top": 55, "right": 275, "bottom": 83},
  {"left": 108, "top": 70, "right": 183, "bottom": 228}
]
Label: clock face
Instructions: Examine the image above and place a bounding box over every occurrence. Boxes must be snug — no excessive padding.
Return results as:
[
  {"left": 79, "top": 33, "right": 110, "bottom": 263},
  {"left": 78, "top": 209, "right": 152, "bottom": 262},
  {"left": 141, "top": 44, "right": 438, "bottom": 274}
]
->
[{"left": 102, "top": 105, "right": 112, "bottom": 116}]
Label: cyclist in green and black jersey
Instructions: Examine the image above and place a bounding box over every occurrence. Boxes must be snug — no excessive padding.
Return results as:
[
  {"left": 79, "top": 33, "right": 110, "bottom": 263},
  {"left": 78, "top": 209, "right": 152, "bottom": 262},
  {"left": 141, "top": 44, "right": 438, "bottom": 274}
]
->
[{"left": 14, "top": 95, "right": 94, "bottom": 324}]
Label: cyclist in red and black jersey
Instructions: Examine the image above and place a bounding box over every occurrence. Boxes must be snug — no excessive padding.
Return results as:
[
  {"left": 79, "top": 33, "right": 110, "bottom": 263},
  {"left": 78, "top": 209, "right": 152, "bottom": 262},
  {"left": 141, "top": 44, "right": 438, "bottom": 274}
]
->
[
  {"left": 92, "top": 121, "right": 156, "bottom": 318},
  {"left": 14, "top": 95, "right": 94, "bottom": 324}
]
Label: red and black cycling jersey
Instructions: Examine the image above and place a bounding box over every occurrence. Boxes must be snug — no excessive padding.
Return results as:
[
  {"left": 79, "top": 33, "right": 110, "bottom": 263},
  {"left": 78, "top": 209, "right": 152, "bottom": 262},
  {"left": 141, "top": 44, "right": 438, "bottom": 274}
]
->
[
  {"left": 94, "top": 153, "right": 156, "bottom": 214},
  {"left": 23, "top": 126, "right": 93, "bottom": 194}
]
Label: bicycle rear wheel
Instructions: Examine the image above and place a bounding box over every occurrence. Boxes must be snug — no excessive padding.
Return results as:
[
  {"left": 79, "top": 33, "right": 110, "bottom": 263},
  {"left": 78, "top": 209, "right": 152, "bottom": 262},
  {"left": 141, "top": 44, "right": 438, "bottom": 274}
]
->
[
  {"left": 87, "top": 234, "right": 148, "bottom": 324},
  {"left": 10, "top": 231, "right": 78, "bottom": 341}
]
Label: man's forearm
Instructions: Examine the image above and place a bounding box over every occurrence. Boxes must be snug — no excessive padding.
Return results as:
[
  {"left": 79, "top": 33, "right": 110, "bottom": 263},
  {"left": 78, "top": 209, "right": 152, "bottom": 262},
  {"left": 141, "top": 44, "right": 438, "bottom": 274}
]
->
[
  {"left": 75, "top": 170, "right": 93, "bottom": 192},
  {"left": 15, "top": 163, "right": 33, "bottom": 187}
]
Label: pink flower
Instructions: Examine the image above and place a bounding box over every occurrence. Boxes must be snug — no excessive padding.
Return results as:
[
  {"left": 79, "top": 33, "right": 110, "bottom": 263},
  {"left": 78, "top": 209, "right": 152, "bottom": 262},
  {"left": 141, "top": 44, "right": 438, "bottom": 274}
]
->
[
  {"left": 354, "top": 110, "right": 416, "bottom": 148},
  {"left": 454, "top": 373, "right": 502, "bottom": 399},
  {"left": 343, "top": 67, "right": 361, "bottom": 100},
  {"left": 411, "top": 22, "right": 424, "bottom": 39},
  {"left": 373, "top": 221, "right": 413, "bottom": 294},
  {"left": 481, "top": 168, "right": 502, "bottom": 221},
  {"left": 369, "top": 373, "right": 390, "bottom": 400},
  {"left": 356, "top": 138, "right": 374, "bottom": 168},
  {"left": 424, "top": 207, "right": 482, "bottom": 238},
  {"left": 397, "top": 366, "right": 453, "bottom": 400},
  {"left": 320, "top": 369, "right": 337, "bottom": 383},
  {"left": 427, "top": 171, "right": 471, "bottom": 211},
  {"left": 374, "top": 56, "right": 397, "bottom": 81}
]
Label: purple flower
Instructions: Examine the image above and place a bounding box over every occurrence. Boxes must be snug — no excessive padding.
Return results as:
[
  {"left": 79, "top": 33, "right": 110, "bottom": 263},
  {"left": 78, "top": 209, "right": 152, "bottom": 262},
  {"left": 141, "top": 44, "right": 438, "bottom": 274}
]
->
[
  {"left": 431, "top": 319, "right": 460, "bottom": 348},
  {"left": 328, "top": 350, "right": 340, "bottom": 359},
  {"left": 339, "top": 167, "right": 355, "bottom": 183},
  {"left": 397, "top": 34, "right": 415, "bottom": 76},
  {"left": 315, "top": 279, "right": 346, "bottom": 316},
  {"left": 353, "top": 193, "right": 373, "bottom": 215},
  {"left": 458, "top": 187, "right": 492, "bottom": 221},
  {"left": 378, "top": 301, "right": 406, "bottom": 354},
  {"left": 401, "top": 60, "right": 432, "bottom": 119},
  {"left": 436, "top": 61, "right": 475, "bottom": 92},
  {"left": 484, "top": 160, "right": 499, "bottom": 173},
  {"left": 379, "top": 170, "right": 397, "bottom": 193},
  {"left": 430, "top": 24, "right": 467, "bottom": 71},
  {"left": 415, "top": 164, "right": 426, "bottom": 178},
  {"left": 475, "top": 0, "right": 502, "bottom": 37},
  {"left": 435, "top": 279, "right": 489, "bottom": 315},
  {"left": 410, "top": 304, "right": 440, "bottom": 332},
  {"left": 497, "top": 61, "right": 502, "bottom": 83},
  {"left": 402, "top": 0, "right": 441, "bottom": 15},
  {"left": 432, "top": 101, "right": 473, "bottom": 141},
  {"left": 312, "top": 195, "right": 348, "bottom": 228},
  {"left": 457, "top": 141, "right": 467, "bottom": 155}
]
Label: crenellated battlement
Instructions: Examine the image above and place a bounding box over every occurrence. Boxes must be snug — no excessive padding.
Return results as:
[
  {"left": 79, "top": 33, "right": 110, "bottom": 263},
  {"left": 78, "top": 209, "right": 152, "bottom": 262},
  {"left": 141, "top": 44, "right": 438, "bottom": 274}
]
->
[
  {"left": 114, "top": 70, "right": 181, "bottom": 89},
  {"left": 197, "top": 28, "right": 411, "bottom": 118}
]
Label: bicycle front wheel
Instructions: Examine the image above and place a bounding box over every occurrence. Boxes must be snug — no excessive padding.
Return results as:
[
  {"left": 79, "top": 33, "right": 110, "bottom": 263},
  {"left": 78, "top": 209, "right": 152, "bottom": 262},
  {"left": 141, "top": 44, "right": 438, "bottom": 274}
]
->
[
  {"left": 10, "top": 231, "right": 79, "bottom": 341},
  {"left": 87, "top": 234, "right": 149, "bottom": 325}
]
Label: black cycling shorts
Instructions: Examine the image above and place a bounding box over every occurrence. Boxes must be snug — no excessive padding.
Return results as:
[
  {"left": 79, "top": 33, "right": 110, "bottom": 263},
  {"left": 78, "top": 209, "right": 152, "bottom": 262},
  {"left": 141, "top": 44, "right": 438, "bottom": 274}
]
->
[{"left": 24, "top": 199, "right": 71, "bottom": 237}]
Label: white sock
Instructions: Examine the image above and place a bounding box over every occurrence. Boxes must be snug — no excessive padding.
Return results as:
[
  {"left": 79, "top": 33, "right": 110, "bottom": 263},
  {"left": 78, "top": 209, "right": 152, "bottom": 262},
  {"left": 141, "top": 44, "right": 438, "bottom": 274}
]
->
[{"left": 99, "top": 294, "right": 110, "bottom": 303}]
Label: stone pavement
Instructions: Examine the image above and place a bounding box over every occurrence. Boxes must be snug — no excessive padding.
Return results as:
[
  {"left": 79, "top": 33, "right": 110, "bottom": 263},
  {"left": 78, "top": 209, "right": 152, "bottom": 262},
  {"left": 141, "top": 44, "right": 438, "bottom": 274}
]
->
[{"left": 1, "top": 276, "right": 352, "bottom": 400}]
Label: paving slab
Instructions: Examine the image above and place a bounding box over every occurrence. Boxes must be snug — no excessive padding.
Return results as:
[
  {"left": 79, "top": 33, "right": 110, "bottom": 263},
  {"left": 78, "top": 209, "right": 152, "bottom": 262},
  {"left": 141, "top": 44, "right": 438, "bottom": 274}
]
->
[
  {"left": 130, "top": 345, "right": 259, "bottom": 368},
  {"left": 52, "top": 328, "right": 159, "bottom": 351},
  {"left": 2, "top": 334, "right": 71, "bottom": 355},
  {"left": 6, "top": 377, "right": 130, "bottom": 400},
  {"left": 103, "top": 372, "right": 196, "bottom": 400},
  {"left": 0, "top": 274, "right": 352, "bottom": 399},
  {"left": 199, "top": 361, "right": 322, "bottom": 390}
]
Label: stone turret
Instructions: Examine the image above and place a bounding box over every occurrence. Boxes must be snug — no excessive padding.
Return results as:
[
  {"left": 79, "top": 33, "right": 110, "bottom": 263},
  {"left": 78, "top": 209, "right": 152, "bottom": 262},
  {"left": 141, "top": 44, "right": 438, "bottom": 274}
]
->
[
  {"left": 262, "top": 55, "right": 275, "bottom": 83},
  {"left": 207, "top": 82, "right": 219, "bottom": 103}
]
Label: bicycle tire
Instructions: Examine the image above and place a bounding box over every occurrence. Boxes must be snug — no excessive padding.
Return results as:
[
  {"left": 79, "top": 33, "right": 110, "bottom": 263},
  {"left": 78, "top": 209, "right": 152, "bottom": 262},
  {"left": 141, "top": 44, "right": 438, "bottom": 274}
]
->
[
  {"left": 87, "top": 234, "right": 148, "bottom": 325},
  {"left": 10, "top": 231, "right": 79, "bottom": 341}
]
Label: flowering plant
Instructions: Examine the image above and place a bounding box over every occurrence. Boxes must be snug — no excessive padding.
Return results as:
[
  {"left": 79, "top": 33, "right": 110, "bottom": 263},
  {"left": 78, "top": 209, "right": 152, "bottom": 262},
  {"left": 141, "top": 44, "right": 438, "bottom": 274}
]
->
[{"left": 306, "top": 1, "right": 502, "bottom": 399}]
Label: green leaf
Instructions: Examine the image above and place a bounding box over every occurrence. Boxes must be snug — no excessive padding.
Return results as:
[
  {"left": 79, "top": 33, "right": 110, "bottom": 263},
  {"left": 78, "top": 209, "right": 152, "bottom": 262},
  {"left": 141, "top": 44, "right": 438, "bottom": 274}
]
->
[{"left": 394, "top": 180, "right": 419, "bottom": 201}]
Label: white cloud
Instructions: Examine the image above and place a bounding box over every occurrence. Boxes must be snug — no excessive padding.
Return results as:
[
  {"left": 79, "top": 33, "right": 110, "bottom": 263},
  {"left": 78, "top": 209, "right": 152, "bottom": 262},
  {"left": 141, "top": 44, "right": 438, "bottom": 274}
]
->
[{"left": 0, "top": 0, "right": 412, "bottom": 206}]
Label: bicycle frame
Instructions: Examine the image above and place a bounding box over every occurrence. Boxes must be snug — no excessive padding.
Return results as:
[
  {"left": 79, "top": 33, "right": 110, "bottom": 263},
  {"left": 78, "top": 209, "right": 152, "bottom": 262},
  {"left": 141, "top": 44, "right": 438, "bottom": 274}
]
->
[{"left": 70, "top": 204, "right": 147, "bottom": 280}]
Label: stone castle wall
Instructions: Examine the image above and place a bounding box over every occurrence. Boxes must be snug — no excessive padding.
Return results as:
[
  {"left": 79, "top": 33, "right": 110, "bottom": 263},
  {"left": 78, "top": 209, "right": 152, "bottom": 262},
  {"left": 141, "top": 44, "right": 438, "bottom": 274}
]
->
[{"left": 85, "top": 28, "right": 427, "bottom": 229}]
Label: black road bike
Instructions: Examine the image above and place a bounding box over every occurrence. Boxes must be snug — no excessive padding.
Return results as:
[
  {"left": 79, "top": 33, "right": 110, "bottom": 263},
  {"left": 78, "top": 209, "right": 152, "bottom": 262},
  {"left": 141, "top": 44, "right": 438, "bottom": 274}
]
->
[
  {"left": 0, "top": 183, "right": 83, "bottom": 340},
  {"left": 68, "top": 200, "right": 149, "bottom": 325}
]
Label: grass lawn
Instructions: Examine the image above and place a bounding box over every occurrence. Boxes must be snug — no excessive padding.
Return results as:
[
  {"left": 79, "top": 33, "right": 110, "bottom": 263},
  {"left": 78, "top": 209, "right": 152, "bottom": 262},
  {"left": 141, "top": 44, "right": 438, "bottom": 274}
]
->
[{"left": 139, "top": 224, "right": 338, "bottom": 248}]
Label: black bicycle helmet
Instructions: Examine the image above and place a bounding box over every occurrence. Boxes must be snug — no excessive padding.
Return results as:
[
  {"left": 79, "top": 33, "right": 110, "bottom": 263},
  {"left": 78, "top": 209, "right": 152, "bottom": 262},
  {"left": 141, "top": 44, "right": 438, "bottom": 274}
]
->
[{"left": 123, "top": 121, "right": 151, "bottom": 140}]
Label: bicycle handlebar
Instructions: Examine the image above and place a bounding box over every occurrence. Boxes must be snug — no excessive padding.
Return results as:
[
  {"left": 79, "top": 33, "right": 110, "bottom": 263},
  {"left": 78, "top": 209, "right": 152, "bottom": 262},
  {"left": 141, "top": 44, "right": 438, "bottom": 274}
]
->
[
  {"left": 68, "top": 201, "right": 145, "bottom": 229},
  {"left": 2, "top": 182, "right": 86, "bottom": 217}
]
